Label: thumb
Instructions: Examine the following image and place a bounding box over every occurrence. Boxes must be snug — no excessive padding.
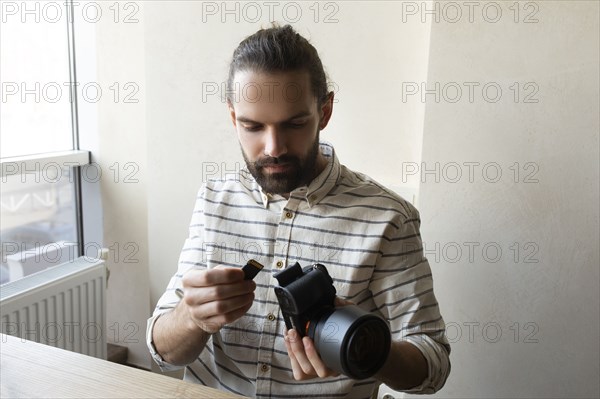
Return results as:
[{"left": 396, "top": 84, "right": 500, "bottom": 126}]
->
[{"left": 334, "top": 297, "right": 354, "bottom": 307}]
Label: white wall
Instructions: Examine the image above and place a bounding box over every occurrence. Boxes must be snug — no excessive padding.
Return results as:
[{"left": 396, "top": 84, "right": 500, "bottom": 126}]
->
[
  {"left": 91, "top": 2, "right": 150, "bottom": 368},
  {"left": 414, "top": 2, "right": 599, "bottom": 398}
]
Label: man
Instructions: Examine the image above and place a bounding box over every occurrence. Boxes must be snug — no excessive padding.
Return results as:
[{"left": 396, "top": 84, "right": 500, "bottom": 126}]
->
[{"left": 147, "top": 24, "right": 450, "bottom": 398}]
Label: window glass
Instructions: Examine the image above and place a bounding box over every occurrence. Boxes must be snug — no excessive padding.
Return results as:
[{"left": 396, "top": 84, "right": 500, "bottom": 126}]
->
[
  {"left": 1, "top": 166, "right": 79, "bottom": 284},
  {"left": 1, "top": 2, "right": 73, "bottom": 158}
]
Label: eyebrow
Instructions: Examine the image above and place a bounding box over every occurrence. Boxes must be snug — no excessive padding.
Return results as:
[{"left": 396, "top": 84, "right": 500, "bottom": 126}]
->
[{"left": 236, "top": 111, "right": 312, "bottom": 124}]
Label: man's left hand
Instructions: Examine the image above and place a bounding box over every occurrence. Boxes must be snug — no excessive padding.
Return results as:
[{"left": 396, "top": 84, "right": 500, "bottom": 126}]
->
[
  {"left": 283, "top": 297, "right": 353, "bottom": 380},
  {"left": 283, "top": 329, "right": 340, "bottom": 380}
]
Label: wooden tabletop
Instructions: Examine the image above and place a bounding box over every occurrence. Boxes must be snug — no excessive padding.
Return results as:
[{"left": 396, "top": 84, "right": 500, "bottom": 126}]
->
[{"left": 0, "top": 334, "right": 245, "bottom": 398}]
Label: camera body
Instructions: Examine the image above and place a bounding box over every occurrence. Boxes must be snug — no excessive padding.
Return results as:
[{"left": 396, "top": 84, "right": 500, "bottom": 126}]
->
[
  {"left": 274, "top": 262, "right": 336, "bottom": 336},
  {"left": 274, "top": 262, "right": 391, "bottom": 380}
]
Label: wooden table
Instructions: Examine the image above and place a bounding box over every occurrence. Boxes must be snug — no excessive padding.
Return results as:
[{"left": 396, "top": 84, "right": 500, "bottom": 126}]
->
[{"left": 0, "top": 334, "right": 245, "bottom": 398}]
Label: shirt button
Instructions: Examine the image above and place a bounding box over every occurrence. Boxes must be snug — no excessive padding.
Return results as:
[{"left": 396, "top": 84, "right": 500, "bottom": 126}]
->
[
  {"left": 267, "top": 313, "right": 276, "bottom": 321},
  {"left": 276, "top": 261, "right": 283, "bottom": 268},
  {"left": 285, "top": 211, "right": 293, "bottom": 219},
  {"left": 261, "top": 364, "right": 270, "bottom": 372}
]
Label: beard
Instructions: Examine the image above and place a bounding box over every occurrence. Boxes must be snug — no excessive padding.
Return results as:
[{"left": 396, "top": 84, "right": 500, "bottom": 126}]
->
[{"left": 242, "top": 132, "right": 321, "bottom": 195}]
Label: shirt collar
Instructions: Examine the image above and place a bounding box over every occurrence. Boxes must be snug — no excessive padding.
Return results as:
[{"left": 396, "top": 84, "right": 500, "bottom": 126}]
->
[{"left": 257, "top": 141, "right": 341, "bottom": 208}]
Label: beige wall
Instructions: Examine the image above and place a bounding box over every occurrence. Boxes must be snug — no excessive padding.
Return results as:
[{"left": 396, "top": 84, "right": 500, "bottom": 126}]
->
[{"left": 416, "top": 1, "right": 599, "bottom": 398}]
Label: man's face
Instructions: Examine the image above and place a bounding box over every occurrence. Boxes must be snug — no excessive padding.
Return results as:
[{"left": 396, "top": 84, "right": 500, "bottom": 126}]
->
[{"left": 228, "top": 70, "right": 333, "bottom": 195}]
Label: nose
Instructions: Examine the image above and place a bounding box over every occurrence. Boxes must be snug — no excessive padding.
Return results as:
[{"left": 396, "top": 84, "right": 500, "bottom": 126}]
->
[{"left": 263, "top": 128, "right": 287, "bottom": 158}]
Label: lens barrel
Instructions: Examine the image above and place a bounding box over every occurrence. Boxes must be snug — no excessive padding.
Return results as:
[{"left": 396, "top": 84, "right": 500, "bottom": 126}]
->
[{"left": 309, "top": 305, "right": 391, "bottom": 380}]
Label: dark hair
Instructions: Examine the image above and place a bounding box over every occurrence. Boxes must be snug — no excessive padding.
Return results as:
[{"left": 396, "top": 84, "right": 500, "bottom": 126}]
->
[{"left": 227, "top": 24, "right": 330, "bottom": 106}]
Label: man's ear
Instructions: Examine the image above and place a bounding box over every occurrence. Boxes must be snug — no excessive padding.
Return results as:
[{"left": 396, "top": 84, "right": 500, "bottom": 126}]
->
[
  {"left": 227, "top": 100, "right": 237, "bottom": 127},
  {"left": 319, "top": 91, "right": 335, "bottom": 130}
]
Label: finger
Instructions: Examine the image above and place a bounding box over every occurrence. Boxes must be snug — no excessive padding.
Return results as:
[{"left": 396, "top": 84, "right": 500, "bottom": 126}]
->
[
  {"left": 190, "top": 294, "right": 254, "bottom": 333},
  {"left": 303, "top": 337, "right": 339, "bottom": 378},
  {"left": 334, "top": 296, "right": 354, "bottom": 307},
  {"left": 190, "top": 292, "right": 254, "bottom": 320},
  {"left": 184, "top": 280, "right": 255, "bottom": 306},
  {"left": 184, "top": 267, "right": 245, "bottom": 287},
  {"left": 284, "top": 333, "right": 307, "bottom": 380},
  {"left": 286, "top": 329, "right": 315, "bottom": 376},
  {"left": 201, "top": 296, "right": 255, "bottom": 331}
]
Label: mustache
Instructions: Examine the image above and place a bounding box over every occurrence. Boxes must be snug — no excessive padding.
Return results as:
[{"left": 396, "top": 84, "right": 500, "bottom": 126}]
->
[{"left": 255, "top": 156, "right": 299, "bottom": 167}]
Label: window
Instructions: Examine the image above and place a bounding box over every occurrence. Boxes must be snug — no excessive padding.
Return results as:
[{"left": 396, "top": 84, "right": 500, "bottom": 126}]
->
[
  {"left": 0, "top": 1, "right": 90, "bottom": 284},
  {"left": 0, "top": 1, "right": 73, "bottom": 158}
]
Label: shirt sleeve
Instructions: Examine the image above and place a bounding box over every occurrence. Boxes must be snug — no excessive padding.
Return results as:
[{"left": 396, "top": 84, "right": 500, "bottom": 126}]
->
[
  {"left": 369, "top": 202, "right": 451, "bottom": 394},
  {"left": 146, "top": 187, "right": 208, "bottom": 371}
]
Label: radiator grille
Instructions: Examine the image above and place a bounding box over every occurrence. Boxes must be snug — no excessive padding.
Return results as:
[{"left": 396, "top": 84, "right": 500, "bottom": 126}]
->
[{"left": 1, "top": 258, "right": 107, "bottom": 359}]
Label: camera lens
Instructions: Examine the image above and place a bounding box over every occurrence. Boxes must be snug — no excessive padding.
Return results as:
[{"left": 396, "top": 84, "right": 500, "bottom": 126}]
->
[
  {"left": 310, "top": 306, "right": 391, "bottom": 380},
  {"left": 345, "top": 317, "right": 390, "bottom": 377}
]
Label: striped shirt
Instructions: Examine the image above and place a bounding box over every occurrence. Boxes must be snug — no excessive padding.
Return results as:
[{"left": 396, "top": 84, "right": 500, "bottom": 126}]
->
[{"left": 147, "top": 142, "right": 450, "bottom": 398}]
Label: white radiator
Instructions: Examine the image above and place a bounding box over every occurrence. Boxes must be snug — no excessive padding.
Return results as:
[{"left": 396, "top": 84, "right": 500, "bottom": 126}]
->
[{"left": 0, "top": 258, "right": 107, "bottom": 359}]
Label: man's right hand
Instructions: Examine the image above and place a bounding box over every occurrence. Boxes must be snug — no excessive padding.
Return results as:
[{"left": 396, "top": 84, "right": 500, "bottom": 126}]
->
[
  {"left": 180, "top": 267, "right": 256, "bottom": 334},
  {"left": 152, "top": 266, "right": 256, "bottom": 365}
]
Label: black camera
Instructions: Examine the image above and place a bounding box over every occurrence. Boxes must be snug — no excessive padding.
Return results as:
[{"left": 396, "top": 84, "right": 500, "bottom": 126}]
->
[{"left": 274, "top": 262, "right": 391, "bottom": 379}]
